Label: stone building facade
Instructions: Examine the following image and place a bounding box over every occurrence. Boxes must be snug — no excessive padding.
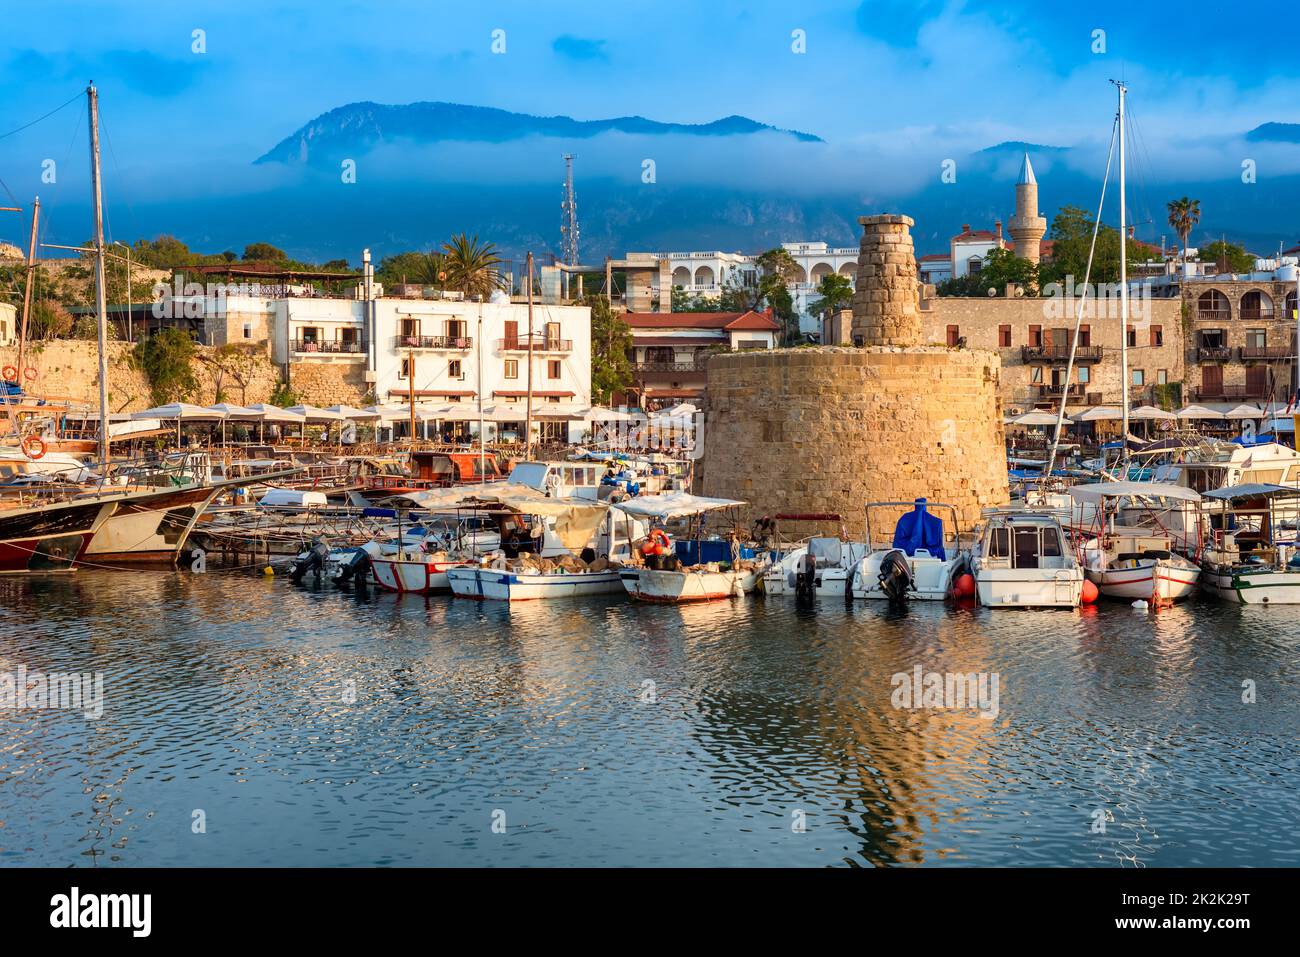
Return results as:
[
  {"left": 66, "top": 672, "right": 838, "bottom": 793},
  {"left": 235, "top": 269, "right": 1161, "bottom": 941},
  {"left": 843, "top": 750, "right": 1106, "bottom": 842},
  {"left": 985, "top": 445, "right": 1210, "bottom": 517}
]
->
[
  {"left": 922, "top": 295, "right": 1186, "bottom": 412},
  {"left": 1182, "top": 279, "right": 1299, "bottom": 404}
]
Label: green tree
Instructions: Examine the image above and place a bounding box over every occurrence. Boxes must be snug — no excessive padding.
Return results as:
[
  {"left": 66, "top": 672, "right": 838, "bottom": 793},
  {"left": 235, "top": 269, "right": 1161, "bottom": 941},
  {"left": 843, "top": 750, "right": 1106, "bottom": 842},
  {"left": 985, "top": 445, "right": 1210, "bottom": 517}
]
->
[
  {"left": 1199, "top": 239, "right": 1255, "bottom": 273},
  {"left": 441, "top": 234, "right": 507, "bottom": 300},
  {"left": 1038, "top": 205, "right": 1146, "bottom": 287},
  {"left": 242, "top": 242, "right": 288, "bottom": 263},
  {"left": 810, "top": 272, "right": 854, "bottom": 316},
  {"left": 133, "top": 329, "right": 199, "bottom": 405},
  {"left": 28, "top": 301, "right": 74, "bottom": 340},
  {"left": 1166, "top": 197, "right": 1201, "bottom": 262},
  {"left": 586, "top": 294, "right": 632, "bottom": 404}
]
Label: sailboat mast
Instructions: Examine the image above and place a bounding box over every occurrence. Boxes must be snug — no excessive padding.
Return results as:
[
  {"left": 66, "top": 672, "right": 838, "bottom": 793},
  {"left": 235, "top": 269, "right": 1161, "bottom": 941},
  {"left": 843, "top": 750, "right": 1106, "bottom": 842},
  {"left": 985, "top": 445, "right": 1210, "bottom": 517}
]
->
[
  {"left": 1117, "top": 81, "right": 1130, "bottom": 471},
  {"left": 87, "top": 84, "right": 110, "bottom": 469}
]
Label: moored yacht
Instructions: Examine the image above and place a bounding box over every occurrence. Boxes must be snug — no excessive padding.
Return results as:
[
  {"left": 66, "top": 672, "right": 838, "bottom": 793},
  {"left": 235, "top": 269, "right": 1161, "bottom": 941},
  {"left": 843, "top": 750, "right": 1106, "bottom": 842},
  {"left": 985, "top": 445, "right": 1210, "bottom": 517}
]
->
[
  {"left": 852, "top": 500, "right": 969, "bottom": 601},
  {"left": 971, "top": 508, "right": 1084, "bottom": 608}
]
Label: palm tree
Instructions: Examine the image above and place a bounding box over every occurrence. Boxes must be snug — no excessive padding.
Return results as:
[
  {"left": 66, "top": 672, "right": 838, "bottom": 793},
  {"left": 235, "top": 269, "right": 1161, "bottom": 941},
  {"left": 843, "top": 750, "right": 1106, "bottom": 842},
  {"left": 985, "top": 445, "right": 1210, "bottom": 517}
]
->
[
  {"left": 440, "top": 233, "right": 507, "bottom": 300},
  {"left": 1166, "top": 197, "right": 1201, "bottom": 262}
]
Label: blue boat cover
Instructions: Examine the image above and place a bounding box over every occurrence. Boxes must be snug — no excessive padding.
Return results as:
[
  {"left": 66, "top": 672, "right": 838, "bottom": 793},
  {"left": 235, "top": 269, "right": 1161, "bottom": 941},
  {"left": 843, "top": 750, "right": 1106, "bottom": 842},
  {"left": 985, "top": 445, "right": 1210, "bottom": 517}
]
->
[{"left": 892, "top": 498, "right": 945, "bottom": 560}]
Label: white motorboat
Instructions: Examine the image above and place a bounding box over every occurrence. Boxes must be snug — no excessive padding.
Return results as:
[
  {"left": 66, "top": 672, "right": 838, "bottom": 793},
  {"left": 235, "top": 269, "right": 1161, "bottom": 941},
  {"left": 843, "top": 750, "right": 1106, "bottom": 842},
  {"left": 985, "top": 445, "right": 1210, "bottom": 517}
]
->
[
  {"left": 450, "top": 564, "right": 625, "bottom": 601},
  {"left": 763, "top": 536, "right": 866, "bottom": 599},
  {"left": 1070, "top": 482, "right": 1201, "bottom": 603},
  {"left": 1199, "top": 483, "right": 1300, "bottom": 604},
  {"left": 971, "top": 508, "right": 1084, "bottom": 608},
  {"left": 371, "top": 546, "right": 472, "bottom": 593},
  {"left": 852, "top": 500, "right": 969, "bottom": 601}
]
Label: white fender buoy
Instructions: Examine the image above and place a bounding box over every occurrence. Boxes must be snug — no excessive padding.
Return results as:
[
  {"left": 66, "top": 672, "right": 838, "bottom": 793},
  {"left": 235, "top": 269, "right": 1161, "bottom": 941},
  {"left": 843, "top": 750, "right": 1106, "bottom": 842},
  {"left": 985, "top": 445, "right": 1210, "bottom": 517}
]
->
[{"left": 1132, "top": 598, "right": 1148, "bottom": 610}]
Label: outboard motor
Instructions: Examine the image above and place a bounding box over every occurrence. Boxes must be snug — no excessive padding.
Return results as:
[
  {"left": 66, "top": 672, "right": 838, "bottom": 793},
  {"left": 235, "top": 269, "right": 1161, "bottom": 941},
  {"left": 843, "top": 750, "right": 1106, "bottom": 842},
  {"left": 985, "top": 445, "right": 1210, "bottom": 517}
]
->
[
  {"left": 334, "top": 540, "right": 383, "bottom": 588},
  {"left": 291, "top": 539, "right": 330, "bottom": 584},
  {"left": 877, "top": 548, "right": 913, "bottom": 603},
  {"left": 794, "top": 551, "right": 817, "bottom": 602}
]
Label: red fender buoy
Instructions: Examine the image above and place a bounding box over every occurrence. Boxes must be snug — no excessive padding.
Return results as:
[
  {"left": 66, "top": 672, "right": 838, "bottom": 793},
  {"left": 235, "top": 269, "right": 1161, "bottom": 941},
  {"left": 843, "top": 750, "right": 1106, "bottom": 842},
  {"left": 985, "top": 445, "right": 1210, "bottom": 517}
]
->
[
  {"left": 1081, "top": 579, "right": 1099, "bottom": 604},
  {"left": 953, "top": 572, "right": 976, "bottom": 599}
]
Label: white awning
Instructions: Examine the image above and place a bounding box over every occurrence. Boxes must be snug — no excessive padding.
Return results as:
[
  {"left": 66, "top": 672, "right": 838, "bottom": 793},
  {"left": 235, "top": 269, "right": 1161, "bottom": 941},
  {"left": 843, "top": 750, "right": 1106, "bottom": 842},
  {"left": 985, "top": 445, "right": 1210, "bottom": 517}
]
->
[
  {"left": 1174, "top": 404, "right": 1226, "bottom": 420},
  {"left": 614, "top": 492, "right": 746, "bottom": 519},
  {"left": 1128, "top": 406, "right": 1177, "bottom": 420},
  {"left": 132, "top": 402, "right": 227, "bottom": 420},
  {"left": 244, "top": 403, "right": 307, "bottom": 423},
  {"left": 1071, "top": 406, "right": 1124, "bottom": 421},
  {"left": 286, "top": 404, "right": 348, "bottom": 422},
  {"left": 1067, "top": 481, "right": 1201, "bottom": 503}
]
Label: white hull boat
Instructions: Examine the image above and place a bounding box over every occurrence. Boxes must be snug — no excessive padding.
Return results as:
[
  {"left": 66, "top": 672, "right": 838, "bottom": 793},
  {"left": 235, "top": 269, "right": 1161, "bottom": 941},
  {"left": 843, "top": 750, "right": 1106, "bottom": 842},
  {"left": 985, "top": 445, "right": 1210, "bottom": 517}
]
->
[
  {"left": 851, "top": 500, "right": 968, "bottom": 602},
  {"left": 1083, "top": 553, "right": 1199, "bottom": 602},
  {"left": 447, "top": 566, "right": 625, "bottom": 601},
  {"left": 1199, "top": 564, "right": 1300, "bottom": 604},
  {"left": 763, "top": 537, "right": 864, "bottom": 599},
  {"left": 972, "top": 509, "right": 1084, "bottom": 608},
  {"left": 620, "top": 565, "right": 760, "bottom": 603},
  {"left": 371, "top": 550, "right": 471, "bottom": 593},
  {"left": 854, "top": 548, "right": 968, "bottom": 601}
]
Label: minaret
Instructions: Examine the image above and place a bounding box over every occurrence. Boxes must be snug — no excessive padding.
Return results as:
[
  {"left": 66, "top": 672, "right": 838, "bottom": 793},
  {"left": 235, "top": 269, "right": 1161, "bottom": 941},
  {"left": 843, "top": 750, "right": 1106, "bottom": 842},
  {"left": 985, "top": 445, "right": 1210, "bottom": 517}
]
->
[{"left": 1008, "top": 153, "right": 1046, "bottom": 263}]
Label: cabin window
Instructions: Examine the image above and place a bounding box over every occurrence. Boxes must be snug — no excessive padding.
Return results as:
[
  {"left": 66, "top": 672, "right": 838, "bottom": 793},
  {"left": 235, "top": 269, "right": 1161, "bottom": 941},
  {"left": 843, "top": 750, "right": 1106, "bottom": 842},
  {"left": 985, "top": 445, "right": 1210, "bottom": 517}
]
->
[
  {"left": 1013, "top": 527, "right": 1040, "bottom": 569},
  {"left": 1041, "top": 528, "right": 1062, "bottom": 557},
  {"left": 548, "top": 359, "right": 561, "bottom": 379},
  {"left": 504, "top": 359, "right": 518, "bottom": 379},
  {"left": 1243, "top": 468, "right": 1285, "bottom": 485},
  {"left": 988, "top": 526, "right": 1010, "bottom": 558},
  {"left": 998, "top": 324, "right": 1011, "bottom": 347}
]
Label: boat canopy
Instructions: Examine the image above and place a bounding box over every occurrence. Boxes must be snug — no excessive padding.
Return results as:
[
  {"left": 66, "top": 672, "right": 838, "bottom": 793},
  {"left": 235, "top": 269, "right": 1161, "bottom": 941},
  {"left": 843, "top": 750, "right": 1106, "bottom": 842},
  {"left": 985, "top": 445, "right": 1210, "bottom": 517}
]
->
[
  {"left": 1067, "top": 481, "right": 1201, "bottom": 503},
  {"left": 1202, "top": 483, "right": 1300, "bottom": 502},
  {"left": 614, "top": 492, "right": 745, "bottom": 520},
  {"left": 892, "top": 499, "right": 945, "bottom": 560}
]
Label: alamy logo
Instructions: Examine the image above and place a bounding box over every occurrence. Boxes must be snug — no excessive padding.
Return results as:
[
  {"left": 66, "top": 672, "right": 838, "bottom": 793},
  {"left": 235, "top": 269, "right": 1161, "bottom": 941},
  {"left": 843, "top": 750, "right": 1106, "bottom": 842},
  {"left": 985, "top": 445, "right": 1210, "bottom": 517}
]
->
[
  {"left": 1, "top": 666, "right": 103, "bottom": 719},
  {"left": 891, "top": 666, "right": 1000, "bottom": 719},
  {"left": 49, "top": 887, "right": 151, "bottom": 937}
]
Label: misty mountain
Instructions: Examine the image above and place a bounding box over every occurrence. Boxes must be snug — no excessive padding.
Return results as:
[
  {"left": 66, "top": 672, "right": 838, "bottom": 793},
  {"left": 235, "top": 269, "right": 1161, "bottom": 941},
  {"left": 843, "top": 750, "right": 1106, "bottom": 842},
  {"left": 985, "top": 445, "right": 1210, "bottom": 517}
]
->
[
  {"left": 1245, "top": 122, "right": 1300, "bottom": 143},
  {"left": 255, "top": 101, "right": 823, "bottom": 165}
]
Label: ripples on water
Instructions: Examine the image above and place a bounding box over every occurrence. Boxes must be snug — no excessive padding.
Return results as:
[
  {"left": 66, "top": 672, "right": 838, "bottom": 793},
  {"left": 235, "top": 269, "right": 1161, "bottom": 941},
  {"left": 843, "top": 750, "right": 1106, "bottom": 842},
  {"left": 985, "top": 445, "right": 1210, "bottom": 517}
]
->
[{"left": 0, "top": 569, "right": 1297, "bottom": 867}]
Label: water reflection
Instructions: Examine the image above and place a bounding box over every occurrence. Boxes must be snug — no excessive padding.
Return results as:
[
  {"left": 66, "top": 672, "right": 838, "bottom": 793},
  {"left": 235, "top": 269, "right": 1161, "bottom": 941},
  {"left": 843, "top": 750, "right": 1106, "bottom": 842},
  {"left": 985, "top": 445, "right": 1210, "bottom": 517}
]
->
[{"left": 0, "top": 571, "right": 1296, "bottom": 867}]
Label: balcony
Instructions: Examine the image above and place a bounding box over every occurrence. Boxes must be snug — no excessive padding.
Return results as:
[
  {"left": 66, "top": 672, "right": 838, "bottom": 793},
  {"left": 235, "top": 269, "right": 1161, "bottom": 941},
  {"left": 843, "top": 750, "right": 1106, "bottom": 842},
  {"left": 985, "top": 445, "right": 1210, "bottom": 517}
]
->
[
  {"left": 633, "top": 359, "right": 708, "bottom": 373},
  {"left": 1020, "top": 344, "right": 1104, "bottom": 363},
  {"left": 1240, "top": 345, "right": 1293, "bottom": 361},
  {"left": 1196, "top": 307, "right": 1231, "bottom": 322},
  {"left": 1193, "top": 386, "right": 1273, "bottom": 402},
  {"left": 291, "top": 338, "right": 365, "bottom": 355},
  {"left": 1033, "top": 383, "right": 1086, "bottom": 400},
  {"left": 498, "top": 335, "right": 572, "bottom": 353},
  {"left": 1196, "top": 345, "right": 1232, "bottom": 362},
  {"left": 394, "top": 334, "right": 472, "bottom": 350}
]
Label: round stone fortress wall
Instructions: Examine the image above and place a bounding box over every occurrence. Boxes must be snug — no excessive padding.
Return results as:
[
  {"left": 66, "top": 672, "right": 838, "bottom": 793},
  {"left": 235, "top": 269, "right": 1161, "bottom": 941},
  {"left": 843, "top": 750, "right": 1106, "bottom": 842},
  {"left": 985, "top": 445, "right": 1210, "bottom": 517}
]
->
[{"left": 701, "top": 346, "right": 1009, "bottom": 532}]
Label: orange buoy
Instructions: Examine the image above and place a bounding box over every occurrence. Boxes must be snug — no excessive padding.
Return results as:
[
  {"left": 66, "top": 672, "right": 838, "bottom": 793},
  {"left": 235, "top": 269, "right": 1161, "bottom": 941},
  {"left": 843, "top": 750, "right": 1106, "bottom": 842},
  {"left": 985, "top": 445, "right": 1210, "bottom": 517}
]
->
[
  {"left": 1081, "top": 579, "right": 1099, "bottom": 604},
  {"left": 953, "top": 572, "right": 976, "bottom": 599}
]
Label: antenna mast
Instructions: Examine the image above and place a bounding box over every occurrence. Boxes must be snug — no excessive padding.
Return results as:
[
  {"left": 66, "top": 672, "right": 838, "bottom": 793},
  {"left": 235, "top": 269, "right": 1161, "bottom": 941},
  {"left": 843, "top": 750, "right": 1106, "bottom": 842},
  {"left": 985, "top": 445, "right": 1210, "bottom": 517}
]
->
[{"left": 561, "top": 154, "right": 579, "bottom": 267}]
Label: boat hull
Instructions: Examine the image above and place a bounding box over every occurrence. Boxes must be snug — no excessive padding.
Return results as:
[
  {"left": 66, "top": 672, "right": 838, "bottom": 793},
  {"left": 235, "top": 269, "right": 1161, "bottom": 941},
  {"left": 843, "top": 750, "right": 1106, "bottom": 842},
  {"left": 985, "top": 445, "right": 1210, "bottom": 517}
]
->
[
  {"left": 1200, "top": 565, "right": 1300, "bottom": 604},
  {"left": 371, "top": 555, "right": 470, "bottom": 594},
  {"left": 1085, "top": 560, "right": 1199, "bottom": 602},
  {"left": 620, "top": 566, "right": 759, "bottom": 603},
  {"left": 0, "top": 499, "right": 111, "bottom": 573},
  {"left": 853, "top": 550, "right": 968, "bottom": 601},
  {"left": 974, "top": 567, "right": 1084, "bottom": 608},
  {"left": 447, "top": 567, "right": 625, "bottom": 601},
  {"left": 83, "top": 485, "right": 222, "bottom": 565}
]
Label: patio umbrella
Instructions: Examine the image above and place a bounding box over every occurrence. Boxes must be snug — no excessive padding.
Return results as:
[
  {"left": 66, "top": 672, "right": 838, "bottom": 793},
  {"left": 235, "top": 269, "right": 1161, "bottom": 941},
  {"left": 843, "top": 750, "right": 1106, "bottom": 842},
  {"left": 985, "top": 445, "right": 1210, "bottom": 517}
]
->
[
  {"left": 132, "top": 402, "right": 227, "bottom": 444},
  {"left": 287, "top": 404, "right": 348, "bottom": 422},
  {"left": 1174, "top": 404, "right": 1226, "bottom": 420},
  {"left": 1010, "top": 411, "right": 1061, "bottom": 426},
  {"left": 326, "top": 404, "right": 382, "bottom": 421},
  {"left": 1128, "top": 406, "right": 1177, "bottom": 420},
  {"left": 1071, "top": 406, "right": 1123, "bottom": 421},
  {"left": 207, "top": 403, "right": 259, "bottom": 444},
  {"left": 1221, "top": 403, "right": 1268, "bottom": 419},
  {"left": 245, "top": 403, "right": 307, "bottom": 444}
]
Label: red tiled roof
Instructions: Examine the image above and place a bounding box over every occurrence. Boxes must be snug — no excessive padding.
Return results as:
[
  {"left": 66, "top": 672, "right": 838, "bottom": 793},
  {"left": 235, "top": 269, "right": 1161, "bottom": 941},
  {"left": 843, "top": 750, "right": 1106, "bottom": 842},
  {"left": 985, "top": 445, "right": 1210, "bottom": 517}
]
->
[
  {"left": 724, "top": 311, "right": 780, "bottom": 331},
  {"left": 1282, "top": 244, "right": 1300, "bottom": 257},
  {"left": 624, "top": 310, "right": 778, "bottom": 331},
  {"left": 917, "top": 254, "right": 950, "bottom": 263},
  {"left": 952, "top": 229, "right": 1000, "bottom": 243}
]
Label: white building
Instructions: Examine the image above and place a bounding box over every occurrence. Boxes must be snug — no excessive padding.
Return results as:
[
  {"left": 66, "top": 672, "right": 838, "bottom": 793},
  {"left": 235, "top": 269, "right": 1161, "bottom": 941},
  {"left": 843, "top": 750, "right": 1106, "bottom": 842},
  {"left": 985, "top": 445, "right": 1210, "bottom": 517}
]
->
[
  {"left": 0, "top": 302, "right": 16, "bottom": 347},
  {"left": 949, "top": 223, "right": 1009, "bottom": 279},
  {"left": 623, "top": 241, "right": 860, "bottom": 334}
]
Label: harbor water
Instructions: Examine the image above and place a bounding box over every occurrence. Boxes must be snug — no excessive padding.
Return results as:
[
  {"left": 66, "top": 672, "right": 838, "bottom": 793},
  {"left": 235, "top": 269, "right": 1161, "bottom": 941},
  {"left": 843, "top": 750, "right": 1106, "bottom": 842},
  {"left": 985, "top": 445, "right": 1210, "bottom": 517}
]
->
[{"left": 1, "top": 569, "right": 1297, "bottom": 867}]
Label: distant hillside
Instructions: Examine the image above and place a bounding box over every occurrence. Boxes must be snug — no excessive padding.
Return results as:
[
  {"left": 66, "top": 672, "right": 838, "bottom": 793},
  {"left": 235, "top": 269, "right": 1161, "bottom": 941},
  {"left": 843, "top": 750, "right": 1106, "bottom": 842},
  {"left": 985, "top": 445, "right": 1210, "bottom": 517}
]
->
[
  {"left": 255, "top": 101, "right": 823, "bottom": 165},
  {"left": 1246, "top": 122, "right": 1300, "bottom": 143}
]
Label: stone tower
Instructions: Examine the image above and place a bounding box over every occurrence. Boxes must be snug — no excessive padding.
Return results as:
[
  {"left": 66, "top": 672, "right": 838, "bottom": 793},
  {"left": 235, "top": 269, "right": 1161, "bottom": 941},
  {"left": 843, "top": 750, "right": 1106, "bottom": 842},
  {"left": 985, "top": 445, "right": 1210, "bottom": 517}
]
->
[
  {"left": 1008, "top": 153, "right": 1046, "bottom": 264},
  {"left": 852, "top": 214, "right": 921, "bottom": 346}
]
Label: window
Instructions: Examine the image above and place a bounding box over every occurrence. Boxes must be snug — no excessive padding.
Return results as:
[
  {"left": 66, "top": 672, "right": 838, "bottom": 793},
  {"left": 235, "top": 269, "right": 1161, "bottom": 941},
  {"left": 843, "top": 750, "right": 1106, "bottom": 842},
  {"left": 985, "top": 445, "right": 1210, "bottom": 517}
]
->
[
  {"left": 968, "top": 257, "right": 982, "bottom": 274},
  {"left": 1078, "top": 325, "right": 1090, "bottom": 347},
  {"left": 399, "top": 358, "right": 411, "bottom": 379},
  {"left": 1030, "top": 366, "right": 1043, "bottom": 384},
  {"left": 1200, "top": 329, "right": 1226, "bottom": 349},
  {"left": 1246, "top": 328, "right": 1267, "bottom": 349},
  {"left": 1077, "top": 365, "right": 1090, "bottom": 384},
  {"left": 1028, "top": 325, "right": 1042, "bottom": 347},
  {"left": 545, "top": 321, "right": 562, "bottom": 347},
  {"left": 1126, "top": 325, "right": 1136, "bottom": 348},
  {"left": 1246, "top": 365, "right": 1269, "bottom": 396},
  {"left": 446, "top": 318, "right": 467, "bottom": 340},
  {"left": 340, "top": 327, "right": 358, "bottom": 347},
  {"left": 503, "top": 320, "right": 519, "bottom": 349},
  {"left": 1150, "top": 325, "right": 1163, "bottom": 347},
  {"left": 1132, "top": 369, "right": 1145, "bottom": 387},
  {"left": 242, "top": 323, "right": 252, "bottom": 339},
  {"left": 998, "top": 324, "right": 1011, "bottom": 347},
  {"left": 448, "top": 360, "right": 463, "bottom": 379},
  {"left": 1157, "top": 369, "right": 1168, "bottom": 385},
  {"left": 504, "top": 359, "right": 518, "bottom": 379},
  {"left": 946, "top": 325, "right": 960, "bottom": 347},
  {"left": 400, "top": 317, "right": 419, "bottom": 339},
  {"left": 547, "top": 359, "right": 561, "bottom": 379}
]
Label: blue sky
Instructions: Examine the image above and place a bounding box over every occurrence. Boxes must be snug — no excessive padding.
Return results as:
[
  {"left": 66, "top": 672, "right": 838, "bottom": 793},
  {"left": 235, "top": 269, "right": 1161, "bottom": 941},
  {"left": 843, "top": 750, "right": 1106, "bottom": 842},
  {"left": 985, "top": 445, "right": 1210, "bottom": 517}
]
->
[{"left": 0, "top": 0, "right": 1292, "bottom": 257}]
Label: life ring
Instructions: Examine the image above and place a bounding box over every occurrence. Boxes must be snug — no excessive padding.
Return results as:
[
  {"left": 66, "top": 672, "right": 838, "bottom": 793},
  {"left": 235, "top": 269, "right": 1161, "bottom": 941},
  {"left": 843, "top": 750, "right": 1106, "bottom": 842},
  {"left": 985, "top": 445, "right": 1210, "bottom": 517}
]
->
[
  {"left": 24, "top": 367, "right": 37, "bottom": 381},
  {"left": 22, "top": 435, "right": 46, "bottom": 460},
  {"left": 2, "top": 365, "right": 16, "bottom": 382},
  {"left": 642, "top": 528, "right": 670, "bottom": 557}
]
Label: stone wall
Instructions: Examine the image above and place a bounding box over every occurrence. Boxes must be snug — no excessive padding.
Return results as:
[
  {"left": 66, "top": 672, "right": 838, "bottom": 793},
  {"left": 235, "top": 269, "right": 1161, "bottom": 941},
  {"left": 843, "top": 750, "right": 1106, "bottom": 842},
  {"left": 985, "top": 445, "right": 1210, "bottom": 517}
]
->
[
  {"left": 922, "top": 296, "right": 1185, "bottom": 411},
  {"left": 702, "top": 346, "right": 1009, "bottom": 529},
  {"left": 852, "top": 215, "right": 922, "bottom": 345},
  {"left": 286, "top": 359, "right": 369, "bottom": 407}
]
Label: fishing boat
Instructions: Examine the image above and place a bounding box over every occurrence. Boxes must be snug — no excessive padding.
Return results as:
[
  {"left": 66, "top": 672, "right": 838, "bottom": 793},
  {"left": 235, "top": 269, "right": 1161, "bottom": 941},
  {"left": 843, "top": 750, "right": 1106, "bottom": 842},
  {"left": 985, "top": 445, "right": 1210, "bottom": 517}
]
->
[
  {"left": 1199, "top": 483, "right": 1300, "bottom": 604},
  {"left": 613, "top": 493, "right": 766, "bottom": 603},
  {"left": 0, "top": 496, "right": 115, "bottom": 572},
  {"left": 971, "top": 508, "right": 1085, "bottom": 608},
  {"left": 1070, "top": 482, "right": 1201, "bottom": 602},
  {"left": 852, "top": 500, "right": 969, "bottom": 601}
]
